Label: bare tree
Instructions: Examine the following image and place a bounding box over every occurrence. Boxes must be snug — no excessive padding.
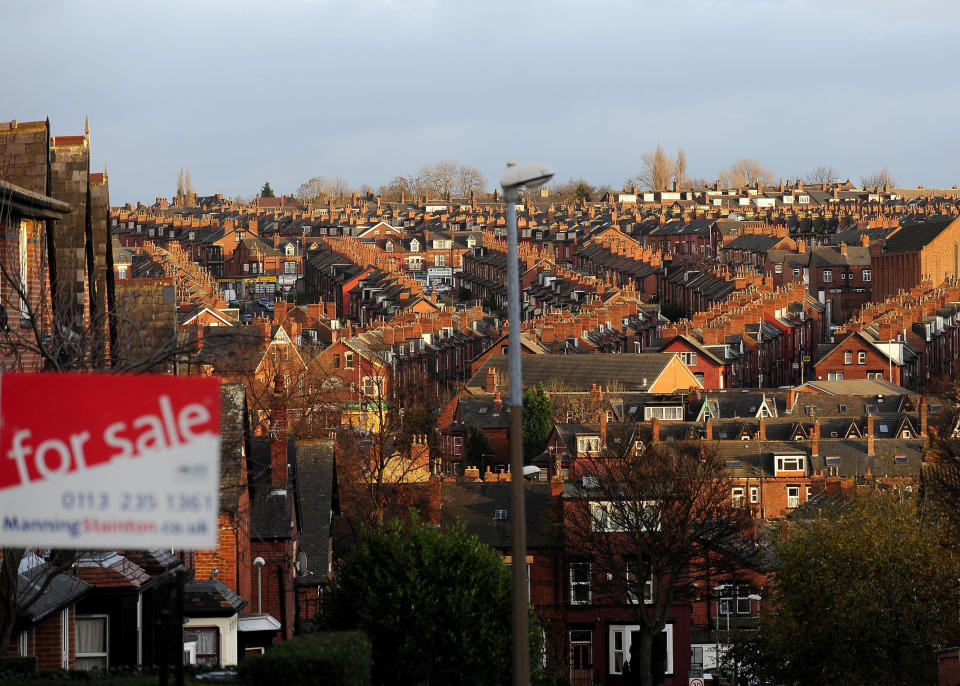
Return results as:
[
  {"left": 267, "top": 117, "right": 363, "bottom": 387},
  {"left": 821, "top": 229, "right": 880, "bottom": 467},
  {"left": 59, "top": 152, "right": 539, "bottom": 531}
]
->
[
  {"left": 454, "top": 164, "right": 487, "bottom": 197},
  {"left": 674, "top": 148, "right": 688, "bottom": 188},
  {"left": 719, "top": 159, "right": 776, "bottom": 188},
  {"left": 175, "top": 166, "right": 196, "bottom": 207},
  {"left": 860, "top": 166, "right": 896, "bottom": 189},
  {"left": 295, "top": 176, "right": 353, "bottom": 203},
  {"left": 629, "top": 143, "right": 674, "bottom": 190},
  {"left": 564, "top": 440, "right": 748, "bottom": 686},
  {"left": 803, "top": 165, "right": 840, "bottom": 186}
]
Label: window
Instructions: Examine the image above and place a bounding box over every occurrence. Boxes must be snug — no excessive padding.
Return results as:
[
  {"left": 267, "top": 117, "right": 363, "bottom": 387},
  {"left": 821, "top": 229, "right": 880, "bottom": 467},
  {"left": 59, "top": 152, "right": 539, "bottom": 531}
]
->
[
  {"left": 569, "top": 630, "right": 593, "bottom": 678},
  {"left": 844, "top": 351, "right": 853, "bottom": 364},
  {"left": 863, "top": 269, "right": 871, "bottom": 282},
  {"left": 828, "top": 371, "right": 844, "bottom": 380},
  {"left": 793, "top": 267, "right": 801, "bottom": 277},
  {"left": 76, "top": 615, "right": 109, "bottom": 670},
  {"left": 435, "top": 255, "right": 445, "bottom": 267},
  {"left": 775, "top": 456, "right": 805, "bottom": 474},
  {"left": 577, "top": 436, "right": 601, "bottom": 454},
  {"left": 731, "top": 487, "right": 745, "bottom": 508},
  {"left": 750, "top": 486, "right": 759, "bottom": 504},
  {"left": 183, "top": 627, "right": 220, "bottom": 667},
  {"left": 609, "top": 624, "right": 673, "bottom": 676},
  {"left": 452, "top": 436, "right": 462, "bottom": 455},
  {"left": 718, "top": 584, "right": 753, "bottom": 617},
  {"left": 570, "top": 562, "right": 591, "bottom": 605},
  {"left": 643, "top": 406, "right": 684, "bottom": 421},
  {"left": 679, "top": 351, "right": 697, "bottom": 366},
  {"left": 823, "top": 270, "right": 832, "bottom": 283},
  {"left": 774, "top": 263, "right": 782, "bottom": 273},
  {"left": 625, "top": 562, "right": 654, "bottom": 605},
  {"left": 344, "top": 352, "right": 354, "bottom": 369},
  {"left": 858, "top": 351, "right": 866, "bottom": 365},
  {"left": 787, "top": 485, "right": 801, "bottom": 509}
]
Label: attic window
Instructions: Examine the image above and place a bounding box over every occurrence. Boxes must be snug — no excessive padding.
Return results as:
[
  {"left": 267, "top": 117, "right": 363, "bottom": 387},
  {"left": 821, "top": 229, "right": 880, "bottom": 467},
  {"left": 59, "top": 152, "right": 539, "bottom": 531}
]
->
[
  {"left": 866, "top": 405, "right": 878, "bottom": 414},
  {"left": 894, "top": 455, "right": 908, "bottom": 464},
  {"left": 725, "top": 459, "right": 742, "bottom": 468},
  {"left": 719, "top": 432, "right": 729, "bottom": 439},
  {"left": 830, "top": 432, "right": 838, "bottom": 438},
  {"left": 839, "top": 404, "right": 847, "bottom": 413},
  {"left": 582, "top": 476, "right": 599, "bottom": 489},
  {"left": 931, "top": 405, "right": 943, "bottom": 413},
  {"left": 825, "top": 456, "right": 842, "bottom": 466},
  {"left": 493, "top": 509, "right": 508, "bottom": 520},
  {"left": 879, "top": 424, "right": 888, "bottom": 433}
]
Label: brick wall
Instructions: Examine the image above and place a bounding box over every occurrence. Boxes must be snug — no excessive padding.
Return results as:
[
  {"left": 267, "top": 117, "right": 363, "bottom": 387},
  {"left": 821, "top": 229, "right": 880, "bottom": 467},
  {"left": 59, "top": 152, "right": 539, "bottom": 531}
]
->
[
  {"left": 48, "top": 135, "right": 90, "bottom": 333},
  {"left": 250, "top": 540, "right": 295, "bottom": 641}
]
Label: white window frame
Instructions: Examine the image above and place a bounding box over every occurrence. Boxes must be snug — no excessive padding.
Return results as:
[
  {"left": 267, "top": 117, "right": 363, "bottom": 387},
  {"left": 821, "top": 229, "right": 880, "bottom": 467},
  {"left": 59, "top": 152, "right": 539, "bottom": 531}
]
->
[
  {"left": 731, "top": 487, "right": 745, "bottom": 508},
  {"left": 609, "top": 624, "right": 673, "bottom": 676},
  {"left": 577, "top": 436, "right": 601, "bottom": 454},
  {"left": 786, "top": 485, "right": 801, "bottom": 509},
  {"left": 183, "top": 626, "right": 220, "bottom": 667},
  {"left": 823, "top": 270, "right": 832, "bottom": 283},
  {"left": 344, "top": 352, "right": 354, "bottom": 369},
  {"left": 643, "top": 406, "right": 684, "bottom": 421},
  {"left": 858, "top": 351, "right": 866, "bottom": 365},
  {"left": 679, "top": 351, "right": 697, "bottom": 366},
  {"left": 76, "top": 614, "right": 109, "bottom": 671},
  {"left": 863, "top": 269, "right": 871, "bottom": 282},
  {"left": 775, "top": 456, "right": 805, "bottom": 474},
  {"left": 570, "top": 562, "right": 591, "bottom": 605},
  {"left": 749, "top": 486, "right": 759, "bottom": 504}
]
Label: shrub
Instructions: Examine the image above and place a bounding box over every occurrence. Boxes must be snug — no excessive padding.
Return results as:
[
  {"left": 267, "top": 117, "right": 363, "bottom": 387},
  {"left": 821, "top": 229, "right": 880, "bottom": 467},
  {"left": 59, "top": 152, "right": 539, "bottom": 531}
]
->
[{"left": 238, "top": 631, "right": 371, "bottom": 686}]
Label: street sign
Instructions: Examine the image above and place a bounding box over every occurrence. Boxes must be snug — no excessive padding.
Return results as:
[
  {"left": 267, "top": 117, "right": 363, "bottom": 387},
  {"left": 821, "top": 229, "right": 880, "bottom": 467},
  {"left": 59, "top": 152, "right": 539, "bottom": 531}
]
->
[
  {"left": 802, "top": 355, "right": 811, "bottom": 363},
  {"left": 0, "top": 373, "right": 221, "bottom": 549},
  {"left": 689, "top": 679, "right": 705, "bottom": 686}
]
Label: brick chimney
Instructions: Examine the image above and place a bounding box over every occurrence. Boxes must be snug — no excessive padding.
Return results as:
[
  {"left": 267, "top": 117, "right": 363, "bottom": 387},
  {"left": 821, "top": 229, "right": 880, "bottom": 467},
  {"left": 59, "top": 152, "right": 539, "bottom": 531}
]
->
[
  {"left": 920, "top": 396, "right": 928, "bottom": 439},
  {"left": 867, "top": 414, "right": 875, "bottom": 456},
  {"left": 600, "top": 406, "right": 607, "bottom": 446},
  {"left": 809, "top": 424, "right": 819, "bottom": 459},
  {"left": 271, "top": 374, "right": 288, "bottom": 491},
  {"left": 705, "top": 418, "right": 713, "bottom": 440},
  {"left": 651, "top": 417, "right": 660, "bottom": 443},
  {"left": 485, "top": 367, "right": 497, "bottom": 393},
  {"left": 493, "top": 391, "right": 503, "bottom": 416},
  {"left": 758, "top": 417, "right": 767, "bottom": 441},
  {"left": 787, "top": 387, "right": 797, "bottom": 412}
]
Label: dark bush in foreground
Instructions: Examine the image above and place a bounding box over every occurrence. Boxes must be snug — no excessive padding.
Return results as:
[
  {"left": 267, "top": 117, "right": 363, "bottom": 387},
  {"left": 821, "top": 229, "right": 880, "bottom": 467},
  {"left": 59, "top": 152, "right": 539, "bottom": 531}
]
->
[
  {"left": 238, "top": 631, "right": 371, "bottom": 686},
  {"left": 0, "top": 656, "right": 38, "bottom": 679}
]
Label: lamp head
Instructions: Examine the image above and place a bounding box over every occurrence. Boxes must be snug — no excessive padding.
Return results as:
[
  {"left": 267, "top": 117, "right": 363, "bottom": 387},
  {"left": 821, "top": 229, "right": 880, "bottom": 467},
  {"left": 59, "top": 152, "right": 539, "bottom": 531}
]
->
[{"left": 499, "top": 161, "right": 554, "bottom": 192}]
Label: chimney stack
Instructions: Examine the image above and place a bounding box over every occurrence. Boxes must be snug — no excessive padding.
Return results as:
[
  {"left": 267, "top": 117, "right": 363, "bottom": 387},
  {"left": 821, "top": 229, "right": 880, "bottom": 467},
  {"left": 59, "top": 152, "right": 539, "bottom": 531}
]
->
[
  {"left": 651, "top": 417, "right": 660, "bottom": 443},
  {"left": 867, "top": 414, "right": 875, "bottom": 456},
  {"left": 920, "top": 397, "right": 928, "bottom": 439}
]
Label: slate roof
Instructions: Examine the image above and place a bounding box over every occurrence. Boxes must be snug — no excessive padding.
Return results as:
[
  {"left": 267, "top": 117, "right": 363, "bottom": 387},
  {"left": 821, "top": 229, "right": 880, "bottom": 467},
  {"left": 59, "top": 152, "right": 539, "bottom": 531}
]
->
[
  {"left": 884, "top": 215, "right": 957, "bottom": 252},
  {"left": 183, "top": 580, "right": 247, "bottom": 617},
  {"left": 15, "top": 566, "right": 91, "bottom": 626},
  {"left": 471, "top": 353, "right": 678, "bottom": 392},
  {"left": 74, "top": 552, "right": 151, "bottom": 588},
  {"left": 438, "top": 481, "right": 556, "bottom": 549},
  {"left": 219, "top": 384, "right": 250, "bottom": 513},
  {"left": 294, "top": 438, "right": 338, "bottom": 586},
  {"left": 249, "top": 437, "right": 295, "bottom": 540}
]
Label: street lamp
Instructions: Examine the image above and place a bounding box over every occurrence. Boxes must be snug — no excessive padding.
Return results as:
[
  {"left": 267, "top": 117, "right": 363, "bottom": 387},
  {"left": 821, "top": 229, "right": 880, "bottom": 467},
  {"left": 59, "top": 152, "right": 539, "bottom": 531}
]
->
[{"left": 499, "top": 161, "right": 554, "bottom": 686}]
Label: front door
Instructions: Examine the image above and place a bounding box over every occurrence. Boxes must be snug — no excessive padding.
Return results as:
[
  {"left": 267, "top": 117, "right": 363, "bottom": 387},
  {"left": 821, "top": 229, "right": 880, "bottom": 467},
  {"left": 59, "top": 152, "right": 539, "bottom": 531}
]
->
[{"left": 569, "top": 629, "right": 593, "bottom": 686}]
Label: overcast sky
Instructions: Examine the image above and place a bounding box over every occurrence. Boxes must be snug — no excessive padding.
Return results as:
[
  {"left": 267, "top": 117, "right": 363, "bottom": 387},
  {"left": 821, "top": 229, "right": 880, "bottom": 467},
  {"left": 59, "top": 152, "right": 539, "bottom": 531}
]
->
[{"left": 4, "top": 0, "right": 959, "bottom": 204}]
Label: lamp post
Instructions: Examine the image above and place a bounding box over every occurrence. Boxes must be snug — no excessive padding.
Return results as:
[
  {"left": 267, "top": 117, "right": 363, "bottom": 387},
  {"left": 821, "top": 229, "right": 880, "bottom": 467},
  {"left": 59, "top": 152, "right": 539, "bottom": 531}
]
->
[{"left": 499, "top": 161, "right": 554, "bottom": 686}]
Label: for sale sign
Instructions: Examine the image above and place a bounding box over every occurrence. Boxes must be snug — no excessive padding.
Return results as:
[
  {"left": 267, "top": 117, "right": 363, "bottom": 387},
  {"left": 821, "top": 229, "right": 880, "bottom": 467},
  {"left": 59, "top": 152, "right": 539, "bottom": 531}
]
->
[{"left": 0, "top": 373, "right": 221, "bottom": 549}]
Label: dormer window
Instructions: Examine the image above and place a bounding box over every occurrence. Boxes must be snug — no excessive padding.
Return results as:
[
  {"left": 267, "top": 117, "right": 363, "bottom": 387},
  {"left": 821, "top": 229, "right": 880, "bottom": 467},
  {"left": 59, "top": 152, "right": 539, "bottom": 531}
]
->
[
  {"left": 775, "top": 455, "right": 805, "bottom": 475},
  {"left": 409, "top": 239, "right": 419, "bottom": 252},
  {"left": 577, "top": 436, "right": 601, "bottom": 454}
]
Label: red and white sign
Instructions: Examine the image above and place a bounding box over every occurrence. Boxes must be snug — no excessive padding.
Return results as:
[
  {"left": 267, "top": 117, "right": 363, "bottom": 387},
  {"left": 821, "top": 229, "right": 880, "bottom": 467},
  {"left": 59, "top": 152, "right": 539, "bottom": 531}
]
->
[
  {"left": 689, "top": 679, "right": 705, "bottom": 686},
  {"left": 0, "top": 372, "right": 221, "bottom": 549}
]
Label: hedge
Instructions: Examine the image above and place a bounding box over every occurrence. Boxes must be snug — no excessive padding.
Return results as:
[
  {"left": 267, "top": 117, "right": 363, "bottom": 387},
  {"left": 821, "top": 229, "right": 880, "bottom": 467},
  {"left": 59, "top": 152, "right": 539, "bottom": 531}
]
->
[{"left": 238, "top": 631, "right": 371, "bottom": 686}]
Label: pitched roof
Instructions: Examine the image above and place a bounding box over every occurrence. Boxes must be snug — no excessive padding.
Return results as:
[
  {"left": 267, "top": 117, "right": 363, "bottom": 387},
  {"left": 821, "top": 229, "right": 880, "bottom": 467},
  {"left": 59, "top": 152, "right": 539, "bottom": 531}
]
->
[
  {"left": 294, "top": 439, "right": 338, "bottom": 586},
  {"left": 883, "top": 215, "right": 958, "bottom": 252},
  {"left": 471, "top": 353, "right": 682, "bottom": 392},
  {"left": 437, "top": 481, "right": 556, "bottom": 549},
  {"left": 183, "top": 580, "right": 247, "bottom": 617},
  {"left": 219, "top": 384, "right": 249, "bottom": 513}
]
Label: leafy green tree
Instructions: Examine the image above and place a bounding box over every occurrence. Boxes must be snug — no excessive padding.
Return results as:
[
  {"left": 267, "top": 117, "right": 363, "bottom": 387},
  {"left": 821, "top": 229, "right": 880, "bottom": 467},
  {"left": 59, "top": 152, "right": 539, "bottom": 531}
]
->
[
  {"left": 522, "top": 383, "right": 554, "bottom": 462},
  {"left": 320, "top": 518, "right": 516, "bottom": 686},
  {"left": 732, "top": 493, "right": 960, "bottom": 685},
  {"left": 260, "top": 181, "right": 276, "bottom": 198},
  {"left": 463, "top": 425, "right": 495, "bottom": 471}
]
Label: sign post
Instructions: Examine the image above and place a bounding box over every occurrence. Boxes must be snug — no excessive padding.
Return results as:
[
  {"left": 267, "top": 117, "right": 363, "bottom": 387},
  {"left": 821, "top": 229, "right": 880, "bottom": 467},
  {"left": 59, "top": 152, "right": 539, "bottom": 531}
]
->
[{"left": 0, "top": 372, "right": 221, "bottom": 549}]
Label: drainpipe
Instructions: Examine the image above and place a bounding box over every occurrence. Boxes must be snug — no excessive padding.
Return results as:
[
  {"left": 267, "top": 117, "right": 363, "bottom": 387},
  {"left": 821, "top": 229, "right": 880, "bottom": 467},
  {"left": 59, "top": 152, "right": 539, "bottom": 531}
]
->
[{"left": 254, "top": 557, "right": 265, "bottom": 612}]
